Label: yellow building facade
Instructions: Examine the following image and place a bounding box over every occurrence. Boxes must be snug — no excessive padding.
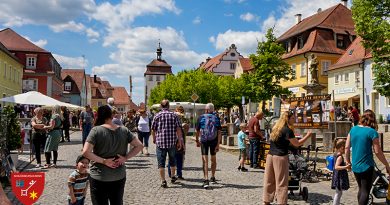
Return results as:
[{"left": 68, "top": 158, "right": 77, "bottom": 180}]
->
[{"left": 0, "top": 43, "right": 23, "bottom": 105}]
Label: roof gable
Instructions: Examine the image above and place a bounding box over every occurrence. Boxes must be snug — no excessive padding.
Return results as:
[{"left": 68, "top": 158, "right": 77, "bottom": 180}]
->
[
  {"left": 278, "top": 4, "right": 354, "bottom": 41},
  {"left": 62, "top": 69, "right": 85, "bottom": 93},
  {"left": 239, "top": 58, "right": 254, "bottom": 71},
  {"left": 0, "top": 28, "right": 48, "bottom": 53},
  {"left": 112, "top": 87, "right": 130, "bottom": 105}
]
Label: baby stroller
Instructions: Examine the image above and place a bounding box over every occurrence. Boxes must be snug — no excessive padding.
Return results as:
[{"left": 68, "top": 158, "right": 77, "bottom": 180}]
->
[
  {"left": 288, "top": 153, "right": 309, "bottom": 201},
  {"left": 368, "top": 165, "right": 389, "bottom": 205}
]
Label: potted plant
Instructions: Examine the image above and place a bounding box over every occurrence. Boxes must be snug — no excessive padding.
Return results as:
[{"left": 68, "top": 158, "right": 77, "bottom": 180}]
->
[{"left": 0, "top": 106, "right": 22, "bottom": 166}]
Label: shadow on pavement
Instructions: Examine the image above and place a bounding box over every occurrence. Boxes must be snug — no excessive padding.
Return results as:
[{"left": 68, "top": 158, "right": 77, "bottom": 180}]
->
[
  {"left": 288, "top": 192, "right": 333, "bottom": 204},
  {"left": 182, "top": 166, "right": 221, "bottom": 171}
]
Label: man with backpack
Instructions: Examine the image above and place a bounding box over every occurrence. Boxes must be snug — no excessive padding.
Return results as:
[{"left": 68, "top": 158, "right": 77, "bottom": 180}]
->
[{"left": 195, "top": 103, "right": 222, "bottom": 189}]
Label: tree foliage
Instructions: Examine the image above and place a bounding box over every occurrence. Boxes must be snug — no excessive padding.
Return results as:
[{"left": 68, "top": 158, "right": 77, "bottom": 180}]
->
[
  {"left": 352, "top": 0, "right": 390, "bottom": 97},
  {"left": 247, "top": 28, "right": 294, "bottom": 110}
]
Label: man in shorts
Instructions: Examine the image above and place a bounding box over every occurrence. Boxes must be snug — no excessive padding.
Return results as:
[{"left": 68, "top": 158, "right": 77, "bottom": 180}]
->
[{"left": 195, "top": 103, "right": 222, "bottom": 188}]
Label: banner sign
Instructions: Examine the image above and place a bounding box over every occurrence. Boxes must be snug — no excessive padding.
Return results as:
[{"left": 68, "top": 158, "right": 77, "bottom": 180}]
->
[{"left": 281, "top": 94, "right": 331, "bottom": 129}]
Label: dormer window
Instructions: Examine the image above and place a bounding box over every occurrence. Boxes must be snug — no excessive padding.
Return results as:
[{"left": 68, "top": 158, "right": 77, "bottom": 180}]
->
[
  {"left": 65, "top": 82, "right": 72, "bottom": 91},
  {"left": 285, "top": 41, "right": 292, "bottom": 52},
  {"left": 337, "top": 35, "right": 345, "bottom": 49},
  {"left": 26, "top": 54, "right": 37, "bottom": 69},
  {"left": 230, "top": 52, "right": 236, "bottom": 57},
  {"left": 297, "top": 36, "right": 304, "bottom": 49}
]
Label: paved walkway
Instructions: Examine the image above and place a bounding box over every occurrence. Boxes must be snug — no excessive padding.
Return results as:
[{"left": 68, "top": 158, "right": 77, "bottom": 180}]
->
[{"left": 6, "top": 131, "right": 390, "bottom": 204}]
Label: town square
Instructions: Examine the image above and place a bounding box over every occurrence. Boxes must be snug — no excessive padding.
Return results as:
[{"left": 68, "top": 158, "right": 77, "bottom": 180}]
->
[{"left": 0, "top": 0, "right": 389, "bottom": 204}]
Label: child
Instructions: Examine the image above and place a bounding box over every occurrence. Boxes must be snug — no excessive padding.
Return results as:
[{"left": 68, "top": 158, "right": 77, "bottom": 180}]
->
[
  {"left": 331, "top": 139, "right": 350, "bottom": 205},
  {"left": 68, "top": 155, "right": 90, "bottom": 205},
  {"left": 237, "top": 123, "right": 248, "bottom": 172}
]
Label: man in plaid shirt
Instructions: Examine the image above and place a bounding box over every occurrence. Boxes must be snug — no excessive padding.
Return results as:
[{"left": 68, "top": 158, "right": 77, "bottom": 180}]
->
[{"left": 152, "top": 99, "right": 183, "bottom": 188}]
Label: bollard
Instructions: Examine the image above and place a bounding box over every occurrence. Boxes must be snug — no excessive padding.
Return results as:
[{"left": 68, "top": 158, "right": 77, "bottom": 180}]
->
[
  {"left": 323, "top": 132, "right": 335, "bottom": 152},
  {"left": 228, "top": 136, "right": 235, "bottom": 146},
  {"left": 379, "top": 133, "right": 384, "bottom": 151}
]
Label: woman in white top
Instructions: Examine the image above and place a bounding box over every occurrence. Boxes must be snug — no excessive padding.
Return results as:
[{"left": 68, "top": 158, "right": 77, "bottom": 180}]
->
[{"left": 137, "top": 109, "right": 151, "bottom": 155}]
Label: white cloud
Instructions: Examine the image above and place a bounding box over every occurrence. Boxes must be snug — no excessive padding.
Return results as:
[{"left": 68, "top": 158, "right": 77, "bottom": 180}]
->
[
  {"left": 50, "top": 21, "right": 85, "bottom": 33},
  {"left": 193, "top": 16, "right": 201, "bottom": 25},
  {"left": 91, "top": 0, "right": 181, "bottom": 31},
  {"left": 240, "top": 12, "right": 259, "bottom": 22},
  {"left": 53, "top": 54, "right": 88, "bottom": 70},
  {"left": 211, "top": 0, "right": 344, "bottom": 55},
  {"left": 210, "top": 30, "right": 263, "bottom": 56},
  {"left": 23, "top": 36, "right": 48, "bottom": 48}
]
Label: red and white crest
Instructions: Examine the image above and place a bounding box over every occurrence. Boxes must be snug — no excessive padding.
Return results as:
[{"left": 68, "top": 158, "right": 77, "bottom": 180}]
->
[{"left": 11, "top": 172, "right": 45, "bottom": 205}]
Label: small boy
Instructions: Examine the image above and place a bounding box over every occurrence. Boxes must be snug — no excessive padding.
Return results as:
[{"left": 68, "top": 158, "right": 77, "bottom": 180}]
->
[
  {"left": 237, "top": 123, "right": 248, "bottom": 172},
  {"left": 68, "top": 155, "right": 90, "bottom": 205}
]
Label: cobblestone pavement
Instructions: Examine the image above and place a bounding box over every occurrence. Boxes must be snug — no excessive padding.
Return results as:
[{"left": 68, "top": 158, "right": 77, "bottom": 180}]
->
[{"left": 8, "top": 131, "right": 390, "bottom": 204}]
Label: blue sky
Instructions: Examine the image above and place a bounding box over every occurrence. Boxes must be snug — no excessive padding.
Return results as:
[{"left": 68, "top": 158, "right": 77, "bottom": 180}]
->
[{"left": 0, "top": 0, "right": 348, "bottom": 104}]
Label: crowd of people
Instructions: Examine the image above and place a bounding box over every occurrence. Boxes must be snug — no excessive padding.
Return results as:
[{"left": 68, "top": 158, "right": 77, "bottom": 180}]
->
[{"left": 22, "top": 97, "right": 390, "bottom": 205}]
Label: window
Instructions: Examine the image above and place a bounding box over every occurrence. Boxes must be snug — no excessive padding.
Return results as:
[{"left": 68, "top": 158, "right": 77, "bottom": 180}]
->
[
  {"left": 344, "top": 73, "right": 349, "bottom": 83},
  {"left": 291, "top": 64, "right": 296, "bottom": 79},
  {"left": 23, "top": 79, "right": 38, "bottom": 91},
  {"left": 230, "top": 62, "right": 236, "bottom": 70},
  {"left": 335, "top": 74, "right": 339, "bottom": 84},
  {"left": 230, "top": 52, "right": 236, "bottom": 57},
  {"left": 65, "top": 82, "right": 72, "bottom": 91},
  {"left": 321, "top": 61, "right": 331, "bottom": 75},
  {"left": 300, "top": 62, "right": 306, "bottom": 77},
  {"left": 387, "top": 97, "right": 390, "bottom": 107},
  {"left": 26, "top": 56, "right": 37, "bottom": 69},
  {"left": 297, "top": 36, "right": 304, "bottom": 49},
  {"left": 3, "top": 63, "right": 6, "bottom": 78},
  {"left": 156, "top": 76, "right": 160, "bottom": 82},
  {"left": 286, "top": 41, "right": 292, "bottom": 52},
  {"left": 13, "top": 69, "right": 16, "bottom": 82},
  {"left": 148, "top": 75, "right": 153, "bottom": 81},
  {"left": 9, "top": 66, "right": 12, "bottom": 80},
  {"left": 337, "top": 35, "right": 345, "bottom": 49}
]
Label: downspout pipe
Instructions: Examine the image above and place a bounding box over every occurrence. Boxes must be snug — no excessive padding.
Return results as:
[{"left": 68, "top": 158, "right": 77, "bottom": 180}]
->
[
  {"left": 359, "top": 59, "right": 365, "bottom": 113},
  {"left": 303, "top": 53, "right": 309, "bottom": 85}
]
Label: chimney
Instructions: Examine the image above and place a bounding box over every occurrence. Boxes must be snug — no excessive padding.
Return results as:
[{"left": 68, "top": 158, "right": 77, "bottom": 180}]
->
[
  {"left": 295, "top": 14, "right": 302, "bottom": 24},
  {"left": 93, "top": 74, "right": 97, "bottom": 83},
  {"left": 206, "top": 57, "right": 211, "bottom": 62},
  {"left": 341, "top": 0, "right": 348, "bottom": 7},
  {"left": 317, "top": 8, "right": 322, "bottom": 13}
]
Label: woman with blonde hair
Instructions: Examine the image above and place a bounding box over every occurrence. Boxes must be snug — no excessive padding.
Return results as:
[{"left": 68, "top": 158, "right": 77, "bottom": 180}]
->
[
  {"left": 263, "top": 111, "right": 312, "bottom": 205},
  {"left": 42, "top": 105, "right": 63, "bottom": 169}
]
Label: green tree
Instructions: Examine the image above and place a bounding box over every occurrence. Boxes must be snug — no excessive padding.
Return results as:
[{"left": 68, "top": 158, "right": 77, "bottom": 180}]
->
[
  {"left": 247, "top": 28, "right": 294, "bottom": 111},
  {"left": 352, "top": 0, "right": 390, "bottom": 97}
]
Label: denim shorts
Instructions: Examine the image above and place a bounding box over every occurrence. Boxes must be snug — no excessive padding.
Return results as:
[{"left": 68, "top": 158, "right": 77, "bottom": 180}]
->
[
  {"left": 156, "top": 147, "right": 176, "bottom": 168},
  {"left": 239, "top": 148, "right": 246, "bottom": 160}
]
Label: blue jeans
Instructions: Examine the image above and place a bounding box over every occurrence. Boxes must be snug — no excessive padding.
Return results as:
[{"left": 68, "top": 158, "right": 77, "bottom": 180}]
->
[
  {"left": 156, "top": 147, "right": 176, "bottom": 168},
  {"left": 138, "top": 131, "right": 150, "bottom": 147},
  {"left": 82, "top": 123, "right": 92, "bottom": 146},
  {"left": 249, "top": 138, "right": 260, "bottom": 167},
  {"left": 68, "top": 197, "right": 85, "bottom": 205},
  {"left": 167, "top": 152, "right": 184, "bottom": 177}
]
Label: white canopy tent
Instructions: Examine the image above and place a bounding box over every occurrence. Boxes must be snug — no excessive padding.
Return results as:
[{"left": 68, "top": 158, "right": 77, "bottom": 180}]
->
[{"left": 0, "top": 91, "right": 83, "bottom": 110}]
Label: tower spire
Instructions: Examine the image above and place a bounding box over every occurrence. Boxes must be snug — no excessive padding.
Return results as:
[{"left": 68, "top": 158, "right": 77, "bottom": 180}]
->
[{"left": 156, "top": 40, "right": 162, "bottom": 60}]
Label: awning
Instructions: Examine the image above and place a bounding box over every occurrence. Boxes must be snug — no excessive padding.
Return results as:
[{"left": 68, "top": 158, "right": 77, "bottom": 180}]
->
[{"left": 333, "top": 93, "right": 360, "bottom": 102}]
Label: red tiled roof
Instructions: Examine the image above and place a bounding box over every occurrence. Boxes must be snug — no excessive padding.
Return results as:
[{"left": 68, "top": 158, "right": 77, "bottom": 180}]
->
[
  {"left": 199, "top": 52, "right": 227, "bottom": 72},
  {"left": 239, "top": 57, "right": 254, "bottom": 72},
  {"left": 278, "top": 4, "right": 355, "bottom": 41},
  {"left": 0, "top": 28, "right": 48, "bottom": 53},
  {"left": 112, "top": 87, "right": 130, "bottom": 105},
  {"left": 144, "top": 59, "right": 172, "bottom": 76},
  {"left": 282, "top": 29, "right": 348, "bottom": 59},
  {"left": 330, "top": 37, "right": 371, "bottom": 70},
  {"left": 62, "top": 69, "right": 85, "bottom": 93}
]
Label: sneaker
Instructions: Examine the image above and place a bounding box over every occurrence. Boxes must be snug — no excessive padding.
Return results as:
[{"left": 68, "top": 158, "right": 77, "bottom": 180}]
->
[
  {"left": 237, "top": 166, "right": 241, "bottom": 171},
  {"left": 177, "top": 176, "right": 185, "bottom": 180},
  {"left": 240, "top": 167, "right": 248, "bottom": 172},
  {"left": 35, "top": 164, "right": 42, "bottom": 168},
  {"left": 171, "top": 176, "right": 177, "bottom": 183},
  {"left": 50, "top": 164, "right": 57, "bottom": 168},
  {"left": 161, "top": 180, "right": 168, "bottom": 188},
  {"left": 203, "top": 180, "right": 209, "bottom": 189},
  {"left": 253, "top": 165, "right": 260, "bottom": 169},
  {"left": 210, "top": 177, "right": 216, "bottom": 184},
  {"left": 41, "top": 164, "right": 50, "bottom": 169}
]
